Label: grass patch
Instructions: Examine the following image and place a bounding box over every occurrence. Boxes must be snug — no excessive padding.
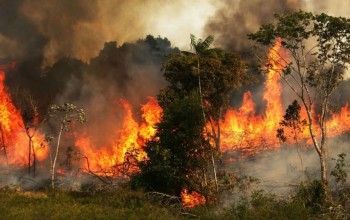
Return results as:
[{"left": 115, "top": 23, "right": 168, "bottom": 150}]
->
[{"left": 0, "top": 188, "right": 184, "bottom": 220}]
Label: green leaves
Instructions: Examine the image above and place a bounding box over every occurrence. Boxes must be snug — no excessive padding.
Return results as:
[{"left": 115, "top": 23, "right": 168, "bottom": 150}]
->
[
  {"left": 331, "top": 153, "right": 347, "bottom": 185},
  {"left": 250, "top": 10, "right": 350, "bottom": 97},
  {"left": 248, "top": 11, "right": 313, "bottom": 47},
  {"left": 134, "top": 92, "right": 210, "bottom": 195},
  {"left": 277, "top": 100, "right": 306, "bottom": 143},
  {"left": 190, "top": 34, "right": 214, "bottom": 55}
]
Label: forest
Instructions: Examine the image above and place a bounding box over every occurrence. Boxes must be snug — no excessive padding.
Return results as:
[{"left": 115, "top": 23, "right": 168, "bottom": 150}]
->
[{"left": 1, "top": 1, "right": 350, "bottom": 219}]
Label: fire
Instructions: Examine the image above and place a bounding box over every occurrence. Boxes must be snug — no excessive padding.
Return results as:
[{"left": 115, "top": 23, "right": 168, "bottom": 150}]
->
[
  {"left": 1, "top": 38, "right": 349, "bottom": 179},
  {"left": 74, "top": 97, "right": 162, "bottom": 175},
  {"left": 181, "top": 189, "right": 206, "bottom": 208},
  {"left": 218, "top": 38, "right": 350, "bottom": 154},
  {"left": 0, "top": 69, "right": 47, "bottom": 167},
  {"left": 219, "top": 39, "right": 286, "bottom": 154}
]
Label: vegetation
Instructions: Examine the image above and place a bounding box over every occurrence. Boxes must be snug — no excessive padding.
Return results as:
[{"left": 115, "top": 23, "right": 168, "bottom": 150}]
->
[
  {"left": 132, "top": 92, "right": 212, "bottom": 197},
  {"left": 2, "top": 184, "right": 350, "bottom": 220},
  {"left": 46, "top": 103, "right": 86, "bottom": 189},
  {"left": 0, "top": 188, "right": 184, "bottom": 220},
  {"left": 249, "top": 10, "right": 350, "bottom": 200},
  {"left": 162, "top": 35, "right": 248, "bottom": 152},
  {"left": 132, "top": 35, "right": 249, "bottom": 200},
  {"left": 1, "top": 10, "right": 350, "bottom": 219}
]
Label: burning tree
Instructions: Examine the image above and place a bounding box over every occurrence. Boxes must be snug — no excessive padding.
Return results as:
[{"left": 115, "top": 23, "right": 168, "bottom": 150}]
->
[
  {"left": 133, "top": 92, "right": 212, "bottom": 197},
  {"left": 47, "top": 103, "right": 86, "bottom": 189},
  {"left": 12, "top": 89, "right": 43, "bottom": 176},
  {"left": 176, "top": 35, "right": 248, "bottom": 152},
  {"left": 132, "top": 35, "right": 249, "bottom": 202},
  {"left": 249, "top": 11, "right": 350, "bottom": 200}
]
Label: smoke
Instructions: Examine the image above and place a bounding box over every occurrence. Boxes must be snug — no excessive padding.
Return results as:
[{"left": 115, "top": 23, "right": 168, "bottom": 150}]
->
[
  {"left": 1, "top": 0, "right": 350, "bottom": 190},
  {"left": 223, "top": 134, "right": 350, "bottom": 195},
  {"left": 204, "top": 0, "right": 303, "bottom": 56},
  {"left": 47, "top": 36, "right": 179, "bottom": 158},
  {"left": 0, "top": 0, "right": 216, "bottom": 68},
  {"left": 304, "top": 0, "right": 350, "bottom": 81}
]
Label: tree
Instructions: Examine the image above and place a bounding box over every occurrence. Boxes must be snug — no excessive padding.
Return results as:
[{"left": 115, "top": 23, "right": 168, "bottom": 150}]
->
[
  {"left": 132, "top": 92, "right": 212, "bottom": 197},
  {"left": 13, "top": 89, "right": 43, "bottom": 176},
  {"left": 47, "top": 103, "right": 86, "bottom": 189},
  {"left": 160, "top": 35, "right": 248, "bottom": 193},
  {"left": 277, "top": 100, "right": 307, "bottom": 180},
  {"left": 249, "top": 11, "right": 350, "bottom": 200},
  {"left": 161, "top": 36, "right": 248, "bottom": 151}
]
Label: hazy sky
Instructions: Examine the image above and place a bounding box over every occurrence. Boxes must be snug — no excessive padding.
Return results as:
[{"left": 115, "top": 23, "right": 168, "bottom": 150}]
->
[{"left": 1, "top": 0, "right": 350, "bottom": 66}]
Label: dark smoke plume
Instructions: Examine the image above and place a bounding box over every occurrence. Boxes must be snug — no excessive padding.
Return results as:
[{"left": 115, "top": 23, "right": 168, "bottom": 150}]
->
[
  {"left": 204, "top": 0, "right": 304, "bottom": 56},
  {"left": 204, "top": 0, "right": 303, "bottom": 112}
]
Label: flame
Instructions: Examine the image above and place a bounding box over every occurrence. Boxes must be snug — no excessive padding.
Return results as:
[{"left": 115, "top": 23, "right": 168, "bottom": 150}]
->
[
  {"left": 74, "top": 97, "right": 162, "bottom": 175},
  {"left": 73, "top": 38, "right": 350, "bottom": 174},
  {"left": 181, "top": 189, "right": 206, "bottom": 208},
  {"left": 0, "top": 69, "right": 47, "bottom": 167},
  {"left": 1, "top": 38, "right": 349, "bottom": 179},
  {"left": 218, "top": 38, "right": 350, "bottom": 154},
  {"left": 219, "top": 39, "right": 285, "bottom": 154}
]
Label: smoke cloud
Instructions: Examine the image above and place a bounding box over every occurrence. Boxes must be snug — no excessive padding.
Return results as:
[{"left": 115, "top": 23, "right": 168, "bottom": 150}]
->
[
  {"left": 204, "top": 0, "right": 303, "bottom": 55},
  {"left": 0, "top": 0, "right": 350, "bottom": 190}
]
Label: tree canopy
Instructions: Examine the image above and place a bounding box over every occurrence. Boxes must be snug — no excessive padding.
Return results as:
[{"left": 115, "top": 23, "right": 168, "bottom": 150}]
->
[{"left": 249, "top": 10, "right": 350, "bottom": 201}]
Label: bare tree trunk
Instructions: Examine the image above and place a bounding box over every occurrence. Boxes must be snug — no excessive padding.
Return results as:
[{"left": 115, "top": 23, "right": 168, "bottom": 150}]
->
[
  {"left": 196, "top": 57, "right": 219, "bottom": 193},
  {"left": 51, "top": 125, "right": 63, "bottom": 190},
  {"left": 33, "top": 146, "right": 36, "bottom": 178},
  {"left": 0, "top": 126, "right": 8, "bottom": 166},
  {"left": 296, "top": 147, "right": 305, "bottom": 180},
  {"left": 293, "top": 133, "right": 305, "bottom": 181},
  {"left": 320, "top": 153, "right": 328, "bottom": 199},
  {"left": 28, "top": 137, "right": 31, "bottom": 175},
  {"left": 304, "top": 101, "right": 329, "bottom": 201},
  {"left": 211, "top": 152, "right": 218, "bottom": 193}
]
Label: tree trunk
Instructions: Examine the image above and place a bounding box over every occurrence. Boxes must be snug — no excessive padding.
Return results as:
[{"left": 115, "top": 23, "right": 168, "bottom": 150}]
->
[
  {"left": 211, "top": 151, "right": 218, "bottom": 193},
  {"left": 304, "top": 101, "right": 329, "bottom": 201},
  {"left": 33, "top": 148, "right": 36, "bottom": 178},
  {"left": 293, "top": 133, "right": 305, "bottom": 181},
  {"left": 0, "top": 126, "right": 8, "bottom": 166},
  {"left": 196, "top": 56, "right": 219, "bottom": 193},
  {"left": 319, "top": 153, "right": 329, "bottom": 201},
  {"left": 51, "top": 125, "right": 63, "bottom": 190},
  {"left": 28, "top": 137, "right": 31, "bottom": 175}
]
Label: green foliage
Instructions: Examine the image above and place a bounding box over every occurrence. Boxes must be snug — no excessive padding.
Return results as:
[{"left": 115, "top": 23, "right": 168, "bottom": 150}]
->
[
  {"left": 248, "top": 10, "right": 350, "bottom": 97},
  {"left": 250, "top": 10, "right": 350, "bottom": 200},
  {"left": 161, "top": 44, "right": 248, "bottom": 122},
  {"left": 135, "top": 35, "right": 250, "bottom": 200},
  {"left": 131, "top": 92, "right": 211, "bottom": 196},
  {"left": 277, "top": 100, "right": 307, "bottom": 143},
  {"left": 230, "top": 190, "right": 311, "bottom": 220},
  {"left": 331, "top": 153, "right": 347, "bottom": 185},
  {"left": 295, "top": 180, "right": 326, "bottom": 211},
  {"left": 190, "top": 34, "right": 214, "bottom": 55}
]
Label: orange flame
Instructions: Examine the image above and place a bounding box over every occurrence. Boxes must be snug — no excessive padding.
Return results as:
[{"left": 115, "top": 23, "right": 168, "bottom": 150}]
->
[
  {"left": 219, "top": 39, "right": 285, "bottom": 154},
  {"left": 181, "top": 189, "right": 206, "bottom": 208},
  {"left": 219, "top": 38, "right": 350, "bottom": 154},
  {"left": 0, "top": 69, "right": 47, "bottom": 167},
  {"left": 2, "top": 38, "right": 349, "bottom": 179},
  {"left": 74, "top": 97, "right": 162, "bottom": 175}
]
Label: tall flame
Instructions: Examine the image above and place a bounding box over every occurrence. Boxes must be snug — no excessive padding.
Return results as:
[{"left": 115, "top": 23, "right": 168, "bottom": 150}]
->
[
  {"left": 219, "top": 39, "right": 285, "bottom": 154},
  {"left": 219, "top": 38, "right": 350, "bottom": 155},
  {"left": 74, "top": 97, "right": 162, "bottom": 174},
  {"left": 0, "top": 69, "right": 47, "bottom": 167}
]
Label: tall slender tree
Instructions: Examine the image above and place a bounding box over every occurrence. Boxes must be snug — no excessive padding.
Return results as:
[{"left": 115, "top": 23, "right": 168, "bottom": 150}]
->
[
  {"left": 249, "top": 11, "right": 350, "bottom": 200},
  {"left": 47, "top": 103, "right": 86, "bottom": 189},
  {"left": 155, "top": 35, "right": 248, "bottom": 195}
]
